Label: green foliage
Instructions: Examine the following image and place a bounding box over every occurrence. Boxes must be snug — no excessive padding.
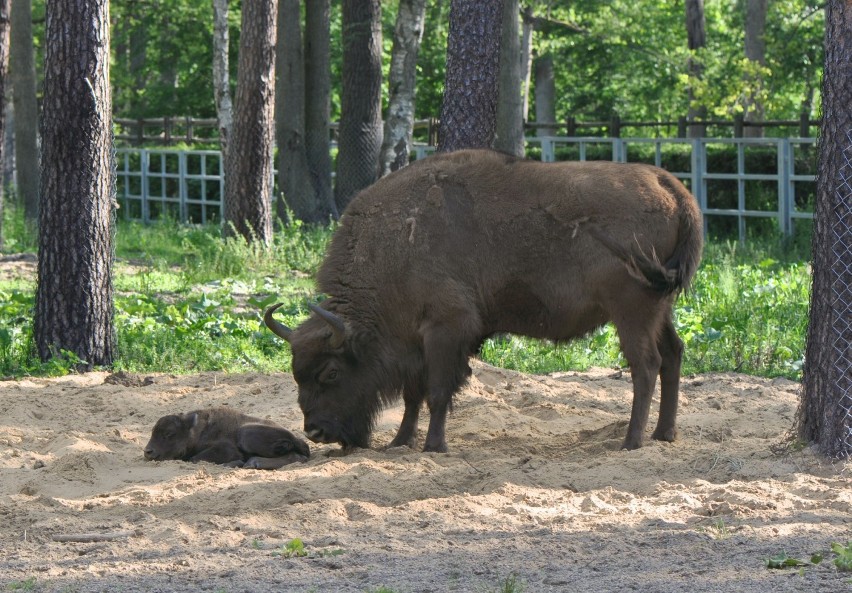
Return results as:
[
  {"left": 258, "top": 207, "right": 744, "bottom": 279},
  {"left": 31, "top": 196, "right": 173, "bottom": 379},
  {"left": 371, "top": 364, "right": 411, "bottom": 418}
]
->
[
  {"left": 0, "top": 219, "right": 811, "bottom": 380},
  {"left": 5, "top": 577, "right": 37, "bottom": 591},
  {"left": 273, "top": 538, "right": 308, "bottom": 559},
  {"left": 766, "top": 552, "right": 811, "bottom": 569},
  {"left": 832, "top": 541, "right": 852, "bottom": 572}
]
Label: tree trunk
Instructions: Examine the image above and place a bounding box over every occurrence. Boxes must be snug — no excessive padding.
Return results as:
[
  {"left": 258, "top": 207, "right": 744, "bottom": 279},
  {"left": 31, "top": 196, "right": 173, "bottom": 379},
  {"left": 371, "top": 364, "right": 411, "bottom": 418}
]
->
[
  {"left": 743, "top": 0, "right": 767, "bottom": 138},
  {"left": 223, "top": 0, "right": 277, "bottom": 243},
  {"left": 212, "top": 0, "right": 232, "bottom": 162},
  {"left": 0, "top": 0, "right": 8, "bottom": 249},
  {"left": 10, "top": 0, "right": 38, "bottom": 224},
  {"left": 276, "top": 0, "right": 316, "bottom": 222},
  {"left": 335, "top": 0, "right": 383, "bottom": 212},
  {"left": 534, "top": 52, "right": 556, "bottom": 137},
  {"left": 520, "top": 7, "right": 533, "bottom": 124},
  {"left": 438, "top": 0, "right": 503, "bottom": 152},
  {"left": 380, "top": 0, "right": 427, "bottom": 176},
  {"left": 685, "top": 0, "right": 706, "bottom": 138},
  {"left": 799, "top": 0, "right": 852, "bottom": 460},
  {"left": 304, "top": 0, "right": 336, "bottom": 219},
  {"left": 494, "top": 0, "right": 524, "bottom": 157},
  {"left": 35, "top": 0, "right": 116, "bottom": 369}
]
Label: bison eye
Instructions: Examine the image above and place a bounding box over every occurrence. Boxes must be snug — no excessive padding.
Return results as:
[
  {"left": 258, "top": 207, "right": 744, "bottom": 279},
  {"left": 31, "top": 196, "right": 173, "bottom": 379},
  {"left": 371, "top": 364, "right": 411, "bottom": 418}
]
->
[{"left": 318, "top": 365, "right": 339, "bottom": 384}]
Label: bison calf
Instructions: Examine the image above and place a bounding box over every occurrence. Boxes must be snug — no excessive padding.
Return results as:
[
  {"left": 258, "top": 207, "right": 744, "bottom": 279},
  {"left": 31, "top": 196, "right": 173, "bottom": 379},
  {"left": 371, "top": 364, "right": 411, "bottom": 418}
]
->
[{"left": 144, "top": 407, "right": 310, "bottom": 469}]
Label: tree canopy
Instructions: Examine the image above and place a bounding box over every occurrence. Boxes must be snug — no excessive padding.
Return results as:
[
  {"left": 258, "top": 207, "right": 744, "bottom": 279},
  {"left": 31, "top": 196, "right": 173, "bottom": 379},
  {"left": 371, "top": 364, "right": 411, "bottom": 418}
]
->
[{"left": 16, "top": 1, "right": 824, "bottom": 128}]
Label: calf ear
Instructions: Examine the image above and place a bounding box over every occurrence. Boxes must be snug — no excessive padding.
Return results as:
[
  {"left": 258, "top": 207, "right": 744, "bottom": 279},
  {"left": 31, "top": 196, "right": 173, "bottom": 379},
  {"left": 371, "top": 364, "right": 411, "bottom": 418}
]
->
[{"left": 180, "top": 412, "right": 199, "bottom": 429}]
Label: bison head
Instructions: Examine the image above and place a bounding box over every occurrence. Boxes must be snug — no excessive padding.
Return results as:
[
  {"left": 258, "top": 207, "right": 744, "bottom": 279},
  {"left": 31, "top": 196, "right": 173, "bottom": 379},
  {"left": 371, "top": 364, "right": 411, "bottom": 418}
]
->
[
  {"left": 144, "top": 413, "right": 196, "bottom": 461},
  {"left": 265, "top": 303, "right": 385, "bottom": 450}
]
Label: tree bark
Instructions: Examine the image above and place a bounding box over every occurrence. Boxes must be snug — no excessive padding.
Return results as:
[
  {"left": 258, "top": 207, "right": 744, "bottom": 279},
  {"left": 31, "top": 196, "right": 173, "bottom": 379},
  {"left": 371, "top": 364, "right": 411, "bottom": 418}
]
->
[
  {"left": 276, "top": 0, "right": 316, "bottom": 222},
  {"left": 494, "top": 0, "right": 524, "bottom": 157},
  {"left": 35, "top": 0, "right": 116, "bottom": 369},
  {"left": 380, "top": 0, "right": 427, "bottom": 176},
  {"left": 799, "top": 0, "right": 852, "bottom": 459},
  {"left": 520, "top": 7, "right": 533, "bottom": 122},
  {"left": 212, "top": 0, "right": 232, "bottom": 162},
  {"left": 223, "top": 0, "right": 277, "bottom": 243},
  {"left": 685, "top": 0, "right": 706, "bottom": 138},
  {"left": 304, "top": 0, "right": 336, "bottom": 219},
  {"left": 335, "top": 0, "right": 383, "bottom": 212},
  {"left": 438, "top": 0, "right": 503, "bottom": 152},
  {"left": 533, "top": 52, "right": 556, "bottom": 138},
  {"left": 10, "top": 0, "right": 38, "bottom": 224},
  {"left": 743, "top": 0, "right": 767, "bottom": 137},
  {"left": 0, "top": 0, "right": 8, "bottom": 249}
]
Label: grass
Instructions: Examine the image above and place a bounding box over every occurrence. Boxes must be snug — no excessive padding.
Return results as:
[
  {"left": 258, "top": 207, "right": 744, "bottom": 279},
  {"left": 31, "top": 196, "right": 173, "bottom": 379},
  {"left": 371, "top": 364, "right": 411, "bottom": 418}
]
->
[{"left": 0, "top": 201, "right": 811, "bottom": 379}]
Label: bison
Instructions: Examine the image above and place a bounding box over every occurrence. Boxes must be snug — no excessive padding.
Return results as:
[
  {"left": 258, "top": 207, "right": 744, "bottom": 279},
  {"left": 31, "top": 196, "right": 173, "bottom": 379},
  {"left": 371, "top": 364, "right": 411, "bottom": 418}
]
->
[
  {"left": 265, "top": 149, "right": 703, "bottom": 452},
  {"left": 144, "top": 407, "right": 310, "bottom": 469}
]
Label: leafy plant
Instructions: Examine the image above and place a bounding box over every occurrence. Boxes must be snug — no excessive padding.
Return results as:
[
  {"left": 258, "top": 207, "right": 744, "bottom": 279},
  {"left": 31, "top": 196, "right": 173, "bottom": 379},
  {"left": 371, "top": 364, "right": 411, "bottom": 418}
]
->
[
  {"left": 6, "top": 577, "right": 37, "bottom": 591},
  {"left": 832, "top": 541, "right": 852, "bottom": 572},
  {"left": 273, "top": 538, "right": 308, "bottom": 558}
]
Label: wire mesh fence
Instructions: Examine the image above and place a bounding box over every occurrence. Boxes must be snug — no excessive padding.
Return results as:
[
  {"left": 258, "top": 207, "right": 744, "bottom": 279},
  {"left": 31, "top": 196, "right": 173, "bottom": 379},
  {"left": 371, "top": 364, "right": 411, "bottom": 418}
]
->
[{"left": 830, "top": 130, "right": 852, "bottom": 458}]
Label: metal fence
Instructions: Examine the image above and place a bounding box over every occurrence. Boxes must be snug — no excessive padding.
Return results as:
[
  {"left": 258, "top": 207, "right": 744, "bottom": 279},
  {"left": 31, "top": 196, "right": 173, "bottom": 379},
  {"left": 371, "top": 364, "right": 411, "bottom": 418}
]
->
[{"left": 117, "top": 137, "right": 817, "bottom": 240}]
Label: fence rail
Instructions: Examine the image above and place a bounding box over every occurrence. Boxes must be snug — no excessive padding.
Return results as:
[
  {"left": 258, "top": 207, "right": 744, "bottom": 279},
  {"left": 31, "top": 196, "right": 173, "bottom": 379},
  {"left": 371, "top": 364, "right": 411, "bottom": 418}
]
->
[{"left": 117, "top": 136, "right": 816, "bottom": 241}]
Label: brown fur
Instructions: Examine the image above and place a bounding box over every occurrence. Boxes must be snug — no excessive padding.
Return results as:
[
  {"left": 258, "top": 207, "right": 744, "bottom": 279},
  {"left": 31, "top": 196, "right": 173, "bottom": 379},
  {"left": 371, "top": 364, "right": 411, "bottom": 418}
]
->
[
  {"left": 144, "top": 407, "right": 310, "bottom": 469},
  {"left": 266, "top": 149, "right": 703, "bottom": 452}
]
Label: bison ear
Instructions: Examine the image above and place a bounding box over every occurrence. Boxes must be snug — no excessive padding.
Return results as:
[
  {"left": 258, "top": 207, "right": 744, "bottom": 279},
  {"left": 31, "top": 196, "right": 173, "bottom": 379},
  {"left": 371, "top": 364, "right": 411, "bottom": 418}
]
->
[
  {"left": 180, "top": 412, "right": 199, "bottom": 429},
  {"left": 308, "top": 303, "right": 347, "bottom": 349}
]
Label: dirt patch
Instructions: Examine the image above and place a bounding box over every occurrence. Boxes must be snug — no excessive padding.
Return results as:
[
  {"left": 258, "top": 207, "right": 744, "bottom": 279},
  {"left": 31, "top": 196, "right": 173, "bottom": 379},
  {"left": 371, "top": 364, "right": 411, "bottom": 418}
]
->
[{"left": 0, "top": 362, "right": 849, "bottom": 592}]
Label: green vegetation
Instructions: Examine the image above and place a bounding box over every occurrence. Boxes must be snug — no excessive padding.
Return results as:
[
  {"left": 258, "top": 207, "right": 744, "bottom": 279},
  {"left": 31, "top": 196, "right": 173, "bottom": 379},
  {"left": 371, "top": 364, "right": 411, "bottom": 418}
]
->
[
  {"left": 832, "top": 541, "right": 852, "bottom": 572},
  {"left": 0, "top": 203, "right": 810, "bottom": 380},
  {"left": 5, "top": 577, "right": 37, "bottom": 592}
]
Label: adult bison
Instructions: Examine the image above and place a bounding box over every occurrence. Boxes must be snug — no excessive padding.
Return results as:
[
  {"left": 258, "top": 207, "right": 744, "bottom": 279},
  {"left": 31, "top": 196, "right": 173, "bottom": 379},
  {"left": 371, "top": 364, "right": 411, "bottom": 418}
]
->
[
  {"left": 144, "top": 407, "right": 310, "bottom": 469},
  {"left": 265, "top": 149, "right": 703, "bottom": 452}
]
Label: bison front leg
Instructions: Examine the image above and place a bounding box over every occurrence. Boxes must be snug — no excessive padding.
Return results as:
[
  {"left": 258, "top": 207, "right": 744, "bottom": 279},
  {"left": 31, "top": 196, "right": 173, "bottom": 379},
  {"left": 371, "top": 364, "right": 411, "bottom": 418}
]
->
[
  {"left": 420, "top": 314, "right": 478, "bottom": 453},
  {"left": 387, "top": 375, "right": 426, "bottom": 449}
]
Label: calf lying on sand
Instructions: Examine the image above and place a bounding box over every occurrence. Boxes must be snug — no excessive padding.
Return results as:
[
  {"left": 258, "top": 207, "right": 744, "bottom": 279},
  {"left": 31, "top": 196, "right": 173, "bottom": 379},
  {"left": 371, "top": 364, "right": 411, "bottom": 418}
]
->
[{"left": 144, "top": 407, "right": 310, "bottom": 469}]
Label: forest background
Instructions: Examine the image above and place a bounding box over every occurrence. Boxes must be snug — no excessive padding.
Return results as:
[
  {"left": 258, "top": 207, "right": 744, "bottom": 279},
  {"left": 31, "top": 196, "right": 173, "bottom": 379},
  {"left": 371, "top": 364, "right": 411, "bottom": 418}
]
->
[{"left": 9, "top": 0, "right": 825, "bottom": 138}]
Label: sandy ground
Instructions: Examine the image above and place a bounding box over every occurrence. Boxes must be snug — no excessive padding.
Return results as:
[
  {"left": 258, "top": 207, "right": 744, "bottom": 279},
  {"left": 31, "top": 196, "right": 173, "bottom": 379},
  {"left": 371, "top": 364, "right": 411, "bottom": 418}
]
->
[{"left": 1, "top": 361, "right": 850, "bottom": 593}]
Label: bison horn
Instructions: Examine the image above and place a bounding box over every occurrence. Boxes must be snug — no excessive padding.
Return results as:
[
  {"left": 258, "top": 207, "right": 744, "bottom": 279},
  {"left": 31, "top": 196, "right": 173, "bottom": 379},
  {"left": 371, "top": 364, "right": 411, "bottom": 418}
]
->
[
  {"left": 263, "top": 303, "right": 293, "bottom": 343},
  {"left": 309, "top": 303, "right": 346, "bottom": 349}
]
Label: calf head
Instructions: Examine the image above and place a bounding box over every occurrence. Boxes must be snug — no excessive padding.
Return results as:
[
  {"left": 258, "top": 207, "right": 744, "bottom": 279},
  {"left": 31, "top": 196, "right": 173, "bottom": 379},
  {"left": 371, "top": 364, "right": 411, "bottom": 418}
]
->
[
  {"left": 144, "top": 412, "right": 196, "bottom": 461},
  {"left": 265, "top": 303, "right": 384, "bottom": 450}
]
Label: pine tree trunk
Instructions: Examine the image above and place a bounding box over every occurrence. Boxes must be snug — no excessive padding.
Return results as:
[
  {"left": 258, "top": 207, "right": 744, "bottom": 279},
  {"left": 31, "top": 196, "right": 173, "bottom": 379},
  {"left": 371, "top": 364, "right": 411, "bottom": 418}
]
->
[
  {"left": 799, "top": 0, "right": 852, "bottom": 459},
  {"left": 534, "top": 52, "right": 556, "bottom": 137},
  {"left": 276, "top": 0, "right": 317, "bottom": 222},
  {"left": 0, "top": 0, "right": 8, "bottom": 249},
  {"left": 494, "top": 0, "right": 524, "bottom": 157},
  {"left": 212, "top": 0, "right": 232, "bottom": 161},
  {"left": 35, "top": 0, "right": 115, "bottom": 369},
  {"left": 438, "top": 0, "right": 503, "bottom": 152},
  {"left": 520, "top": 7, "right": 533, "bottom": 122},
  {"left": 743, "top": 0, "right": 767, "bottom": 138},
  {"left": 223, "top": 0, "right": 277, "bottom": 243},
  {"left": 685, "top": 0, "right": 706, "bottom": 138},
  {"left": 335, "top": 0, "right": 383, "bottom": 213},
  {"left": 10, "top": 0, "right": 38, "bottom": 225},
  {"left": 380, "top": 0, "right": 426, "bottom": 176},
  {"left": 304, "top": 0, "right": 336, "bottom": 219}
]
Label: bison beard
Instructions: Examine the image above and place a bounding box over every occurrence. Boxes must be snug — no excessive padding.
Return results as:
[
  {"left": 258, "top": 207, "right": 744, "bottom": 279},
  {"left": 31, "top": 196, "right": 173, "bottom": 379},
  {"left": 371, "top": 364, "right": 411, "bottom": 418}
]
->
[{"left": 266, "top": 149, "right": 703, "bottom": 453}]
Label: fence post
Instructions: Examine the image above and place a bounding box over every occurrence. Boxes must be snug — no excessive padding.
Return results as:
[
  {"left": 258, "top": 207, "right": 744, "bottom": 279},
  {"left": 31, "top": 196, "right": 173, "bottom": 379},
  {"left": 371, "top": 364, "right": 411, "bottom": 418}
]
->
[
  {"left": 691, "top": 138, "right": 707, "bottom": 236},
  {"left": 136, "top": 119, "right": 144, "bottom": 145},
  {"left": 186, "top": 117, "right": 194, "bottom": 144},
  {"left": 733, "top": 113, "right": 744, "bottom": 138},
  {"left": 610, "top": 113, "right": 621, "bottom": 138},
  {"left": 780, "top": 139, "right": 793, "bottom": 236},
  {"left": 164, "top": 117, "right": 172, "bottom": 145},
  {"left": 677, "top": 117, "right": 687, "bottom": 138},
  {"left": 799, "top": 112, "right": 810, "bottom": 138},
  {"left": 141, "top": 149, "right": 150, "bottom": 223}
]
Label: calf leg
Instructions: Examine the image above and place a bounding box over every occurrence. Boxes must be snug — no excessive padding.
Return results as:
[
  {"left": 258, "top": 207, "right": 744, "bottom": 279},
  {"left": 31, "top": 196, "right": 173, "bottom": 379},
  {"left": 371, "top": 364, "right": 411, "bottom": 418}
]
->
[
  {"left": 243, "top": 452, "right": 309, "bottom": 470},
  {"left": 651, "top": 315, "right": 684, "bottom": 442},
  {"left": 387, "top": 375, "right": 426, "bottom": 449},
  {"left": 237, "top": 424, "right": 310, "bottom": 459},
  {"left": 420, "top": 313, "right": 480, "bottom": 453},
  {"left": 189, "top": 440, "right": 244, "bottom": 465}
]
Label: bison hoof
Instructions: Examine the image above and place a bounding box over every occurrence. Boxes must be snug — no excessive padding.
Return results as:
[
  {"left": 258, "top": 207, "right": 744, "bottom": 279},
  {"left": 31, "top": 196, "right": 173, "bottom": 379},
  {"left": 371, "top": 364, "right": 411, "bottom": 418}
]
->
[
  {"left": 422, "top": 441, "right": 448, "bottom": 454},
  {"left": 651, "top": 427, "right": 678, "bottom": 442},
  {"left": 620, "top": 437, "right": 643, "bottom": 451},
  {"left": 386, "top": 436, "right": 417, "bottom": 450}
]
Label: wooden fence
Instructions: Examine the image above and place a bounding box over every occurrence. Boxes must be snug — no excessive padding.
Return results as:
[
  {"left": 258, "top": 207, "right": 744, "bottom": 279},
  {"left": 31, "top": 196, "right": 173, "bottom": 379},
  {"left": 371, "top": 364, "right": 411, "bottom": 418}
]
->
[{"left": 114, "top": 114, "right": 820, "bottom": 147}]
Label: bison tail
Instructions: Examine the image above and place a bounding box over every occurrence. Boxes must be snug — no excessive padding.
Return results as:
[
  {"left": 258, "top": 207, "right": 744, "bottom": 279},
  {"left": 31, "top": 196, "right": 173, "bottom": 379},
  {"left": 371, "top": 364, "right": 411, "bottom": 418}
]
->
[{"left": 588, "top": 209, "right": 702, "bottom": 296}]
